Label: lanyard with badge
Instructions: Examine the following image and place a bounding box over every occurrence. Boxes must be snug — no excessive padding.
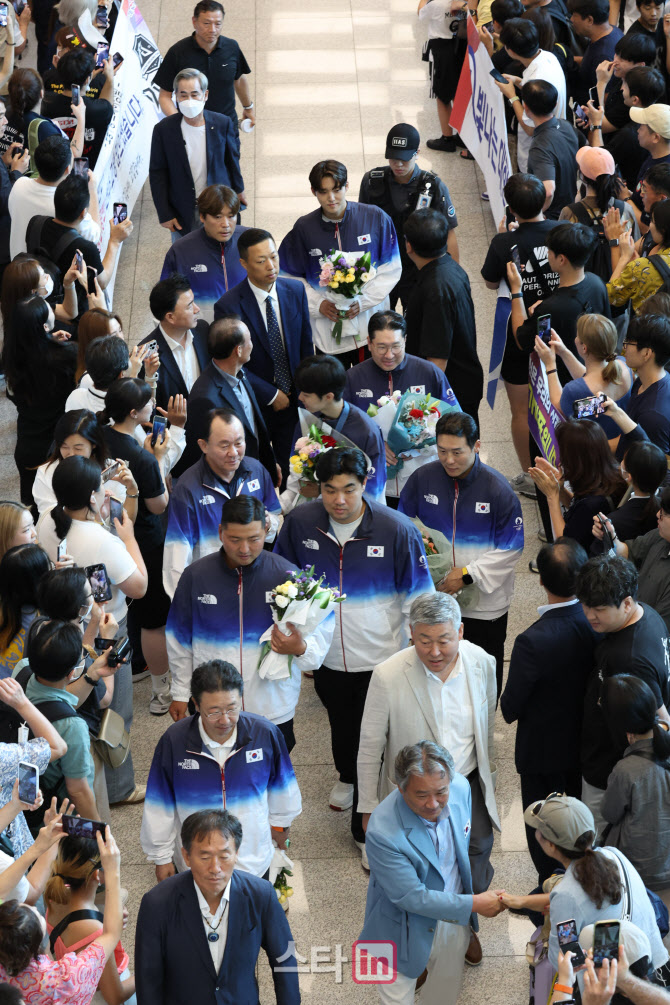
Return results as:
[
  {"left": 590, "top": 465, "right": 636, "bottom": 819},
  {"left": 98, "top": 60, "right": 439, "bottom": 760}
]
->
[
  {"left": 416, "top": 181, "right": 433, "bottom": 210},
  {"left": 221, "top": 246, "right": 228, "bottom": 292}
]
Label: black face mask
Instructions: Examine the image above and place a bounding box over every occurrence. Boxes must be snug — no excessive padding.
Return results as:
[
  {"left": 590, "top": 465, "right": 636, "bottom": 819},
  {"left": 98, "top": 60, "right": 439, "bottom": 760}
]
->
[{"left": 579, "top": 182, "right": 588, "bottom": 200}]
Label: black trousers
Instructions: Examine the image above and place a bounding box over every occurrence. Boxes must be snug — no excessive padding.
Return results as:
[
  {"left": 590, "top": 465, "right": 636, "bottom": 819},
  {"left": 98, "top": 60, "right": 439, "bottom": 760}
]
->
[
  {"left": 520, "top": 769, "right": 582, "bottom": 883},
  {"left": 261, "top": 403, "right": 298, "bottom": 488},
  {"left": 530, "top": 433, "right": 553, "bottom": 544},
  {"left": 461, "top": 612, "right": 508, "bottom": 700},
  {"left": 389, "top": 278, "right": 416, "bottom": 312},
  {"left": 316, "top": 344, "right": 370, "bottom": 370},
  {"left": 313, "top": 665, "right": 373, "bottom": 844},
  {"left": 276, "top": 717, "right": 296, "bottom": 754}
]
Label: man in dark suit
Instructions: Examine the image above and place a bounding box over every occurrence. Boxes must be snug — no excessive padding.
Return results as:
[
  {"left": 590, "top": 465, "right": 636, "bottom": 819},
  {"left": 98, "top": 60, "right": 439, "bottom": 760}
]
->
[
  {"left": 149, "top": 68, "right": 246, "bottom": 239},
  {"left": 501, "top": 537, "right": 597, "bottom": 882},
  {"left": 136, "top": 808, "right": 300, "bottom": 1005},
  {"left": 185, "top": 315, "right": 279, "bottom": 484},
  {"left": 139, "top": 274, "right": 211, "bottom": 413},
  {"left": 214, "top": 228, "right": 313, "bottom": 480}
]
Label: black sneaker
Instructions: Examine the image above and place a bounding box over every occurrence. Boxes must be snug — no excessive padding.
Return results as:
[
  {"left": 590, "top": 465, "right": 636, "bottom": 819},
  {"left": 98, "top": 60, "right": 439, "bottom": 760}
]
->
[{"left": 426, "top": 135, "right": 456, "bottom": 152}]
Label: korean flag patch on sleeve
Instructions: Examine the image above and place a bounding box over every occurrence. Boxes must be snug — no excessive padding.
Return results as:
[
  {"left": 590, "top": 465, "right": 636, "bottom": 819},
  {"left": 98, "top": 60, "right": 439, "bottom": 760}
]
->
[
  {"left": 475, "top": 502, "right": 490, "bottom": 514},
  {"left": 246, "top": 748, "right": 264, "bottom": 763},
  {"left": 246, "top": 479, "right": 260, "bottom": 492},
  {"left": 367, "top": 545, "right": 384, "bottom": 557}
]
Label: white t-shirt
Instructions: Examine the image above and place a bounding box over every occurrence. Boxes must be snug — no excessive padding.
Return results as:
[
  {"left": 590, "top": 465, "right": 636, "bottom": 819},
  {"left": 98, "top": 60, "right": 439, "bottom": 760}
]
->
[
  {"left": 0, "top": 850, "right": 30, "bottom": 903},
  {"left": 65, "top": 385, "right": 107, "bottom": 415},
  {"left": 418, "top": 0, "right": 461, "bottom": 40},
  {"left": 181, "top": 120, "right": 207, "bottom": 199},
  {"left": 517, "top": 49, "right": 567, "bottom": 172},
  {"left": 8, "top": 177, "right": 101, "bottom": 261},
  {"left": 37, "top": 514, "right": 137, "bottom": 622},
  {"left": 32, "top": 458, "right": 126, "bottom": 517}
]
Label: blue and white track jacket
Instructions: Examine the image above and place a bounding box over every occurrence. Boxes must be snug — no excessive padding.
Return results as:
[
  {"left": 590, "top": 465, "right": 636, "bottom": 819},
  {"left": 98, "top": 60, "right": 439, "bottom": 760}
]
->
[
  {"left": 399, "top": 457, "right": 524, "bottom": 619},
  {"left": 274, "top": 500, "right": 433, "bottom": 673},
  {"left": 140, "top": 711, "right": 301, "bottom": 876},
  {"left": 166, "top": 549, "right": 334, "bottom": 721}
]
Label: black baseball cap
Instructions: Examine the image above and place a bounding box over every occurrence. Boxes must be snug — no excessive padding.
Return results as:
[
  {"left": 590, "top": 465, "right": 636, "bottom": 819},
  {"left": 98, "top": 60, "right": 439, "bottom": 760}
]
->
[{"left": 385, "top": 123, "right": 420, "bottom": 161}]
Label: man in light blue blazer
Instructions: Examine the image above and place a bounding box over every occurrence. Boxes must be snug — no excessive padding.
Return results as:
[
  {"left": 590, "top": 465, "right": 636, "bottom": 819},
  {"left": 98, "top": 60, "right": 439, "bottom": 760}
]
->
[{"left": 359, "top": 741, "right": 504, "bottom": 1005}]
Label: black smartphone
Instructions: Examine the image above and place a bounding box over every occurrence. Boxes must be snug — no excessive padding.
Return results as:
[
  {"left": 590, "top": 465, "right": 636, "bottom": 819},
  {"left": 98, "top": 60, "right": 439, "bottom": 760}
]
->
[
  {"left": 74, "top": 249, "right": 83, "bottom": 272},
  {"left": 86, "top": 266, "right": 97, "bottom": 295},
  {"left": 0, "top": 4, "right": 8, "bottom": 27},
  {"left": 108, "top": 496, "right": 123, "bottom": 528},
  {"left": 17, "top": 761, "right": 38, "bottom": 804},
  {"left": 597, "top": 512, "right": 615, "bottom": 552},
  {"left": 95, "top": 41, "right": 109, "bottom": 68},
  {"left": 73, "top": 156, "right": 88, "bottom": 178},
  {"left": 151, "top": 416, "right": 167, "bottom": 447},
  {"left": 556, "top": 919, "right": 586, "bottom": 967},
  {"left": 107, "top": 635, "right": 131, "bottom": 667},
  {"left": 510, "top": 244, "right": 521, "bottom": 271},
  {"left": 13, "top": 0, "right": 26, "bottom": 14},
  {"left": 593, "top": 920, "right": 620, "bottom": 968},
  {"left": 589, "top": 85, "right": 600, "bottom": 108},
  {"left": 537, "top": 314, "right": 552, "bottom": 343},
  {"left": 61, "top": 814, "right": 106, "bottom": 839},
  {"left": 101, "top": 460, "right": 120, "bottom": 483},
  {"left": 85, "top": 563, "right": 113, "bottom": 604},
  {"left": 112, "top": 51, "right": 124, "bottom": 69},
  {"left": 113, "top": 202, "right": 128, "bottom": 225},
  {"left": 573, "top": 393, "right": 605, "bottom": 418},
  {"left": 96, "top": 4, "right": 108, "bottom": 27},
  {"left": 57, "top": 539, "right": 67, "bottom": 561},
  {"left": 489, "top": 67, "right": 508, "bottom": 84},
  {"left": 71, "top": 84, "right": 80, "bottom": 106}
]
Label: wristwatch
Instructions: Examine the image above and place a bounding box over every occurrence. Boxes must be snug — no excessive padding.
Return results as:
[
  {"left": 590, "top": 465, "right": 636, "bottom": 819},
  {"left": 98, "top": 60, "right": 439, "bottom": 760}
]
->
[
  {"left": 609, "top": 238, "right": 619, "bottom": 247},
  {"left": 461, "top": 567, "right": 474, "bottom": 586},
  {"left": 83, "top": 673, "right": 99, "bottom": 687}
]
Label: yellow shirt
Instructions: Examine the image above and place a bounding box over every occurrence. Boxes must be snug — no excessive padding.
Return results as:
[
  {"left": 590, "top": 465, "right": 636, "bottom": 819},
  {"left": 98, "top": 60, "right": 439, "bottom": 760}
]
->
[{"left": 607, "top": 248, "right": 670, "bottom": 313}]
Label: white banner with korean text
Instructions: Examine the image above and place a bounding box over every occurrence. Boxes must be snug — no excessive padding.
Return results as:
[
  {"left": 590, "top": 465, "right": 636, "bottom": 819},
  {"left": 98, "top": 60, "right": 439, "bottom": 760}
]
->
[
  {"left": 451, "top": 14, "right": 511, "bottom": 228},
  {"left": 93, "top": 0, "right": 162, "bottom": 303}
]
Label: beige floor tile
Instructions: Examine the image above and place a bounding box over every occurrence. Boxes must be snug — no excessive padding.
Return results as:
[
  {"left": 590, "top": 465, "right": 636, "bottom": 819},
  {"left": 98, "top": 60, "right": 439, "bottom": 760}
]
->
[
  {"left": 256, "top": 82, "right": 361, "bottom": 121},
  {"left": 256, "top": 16, "right": 354, "bottom": 49},
  {"left": 255, "top": 48, "right": 358, "bottom": 86}
]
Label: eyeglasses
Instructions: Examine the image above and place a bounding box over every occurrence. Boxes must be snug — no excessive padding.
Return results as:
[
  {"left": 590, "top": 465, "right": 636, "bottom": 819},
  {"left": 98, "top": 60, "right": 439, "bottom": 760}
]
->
[
  {"left": 200, "top": 706, "right": 241, "bottom": 721},
  {"left": 621, "top": 341, "right": 638, "bottom": 349}
]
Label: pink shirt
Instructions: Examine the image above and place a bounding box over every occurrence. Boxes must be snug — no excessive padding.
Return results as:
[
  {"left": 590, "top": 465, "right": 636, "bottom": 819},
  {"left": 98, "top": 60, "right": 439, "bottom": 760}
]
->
[{"left": 0, "top": 941, "right": 106, "bottom": 1004}]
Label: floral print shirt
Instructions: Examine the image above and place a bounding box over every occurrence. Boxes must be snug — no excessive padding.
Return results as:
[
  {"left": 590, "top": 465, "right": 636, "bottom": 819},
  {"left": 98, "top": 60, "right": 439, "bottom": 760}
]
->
[
  {"left": 0, "top": 942, "right": 106, "bottom": 1005},
  {"left": 607, "top": 248, "right": 670, "bottom": 312},
  {"left": 0, "top": 738, "right": 51, "bottom": 856}
]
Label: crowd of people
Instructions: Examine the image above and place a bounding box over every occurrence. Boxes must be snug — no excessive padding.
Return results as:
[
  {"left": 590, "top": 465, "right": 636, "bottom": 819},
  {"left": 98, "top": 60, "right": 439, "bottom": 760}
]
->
[{"left": 0, "top": 0, "right": 668, "bottom": 1002}]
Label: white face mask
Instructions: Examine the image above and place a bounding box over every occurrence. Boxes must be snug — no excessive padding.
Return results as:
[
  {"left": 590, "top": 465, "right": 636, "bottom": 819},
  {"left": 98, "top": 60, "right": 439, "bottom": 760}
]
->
[
  {"left": 178, "top": 98, "right": 205, "bottom": 119},
  {"left": 39, "top": 273, "right": 54, "bottom": 299}
]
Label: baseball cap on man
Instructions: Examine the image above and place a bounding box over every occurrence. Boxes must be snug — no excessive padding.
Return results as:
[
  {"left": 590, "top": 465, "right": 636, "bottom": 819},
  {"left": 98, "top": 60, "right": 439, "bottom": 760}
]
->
[
  {"left": 385, "top": 123, "right": 420, "bottom": 161},
  {"left": 523, "top": 793, "right": 595, "bottom": 851},
  {"left": 630, "top": 104, "right": 670, "bottom": 139}
]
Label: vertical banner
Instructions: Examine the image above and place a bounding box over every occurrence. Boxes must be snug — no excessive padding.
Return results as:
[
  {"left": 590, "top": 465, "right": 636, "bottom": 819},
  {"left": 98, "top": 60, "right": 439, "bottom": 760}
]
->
[
  {"left": 486, "top": 283, "right": 511, "bottom": 410},
  {"left": 528, "top": 351, "right": 561, "bottom": 465},
  {"left": 450, "top": 15, "right": 511, "bottom": 228},
  {"left": 94, "top": 0, "right": 162, "bottom": 303}
]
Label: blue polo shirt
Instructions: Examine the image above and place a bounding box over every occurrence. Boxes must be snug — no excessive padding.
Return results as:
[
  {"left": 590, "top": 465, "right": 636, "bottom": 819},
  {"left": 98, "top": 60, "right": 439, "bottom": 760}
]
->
[
  {"left": 25, "top": 677, "right": 94, "bottom": 796},
  {"left": 622, "top": 372, "right": 670, "bottom": 456}
]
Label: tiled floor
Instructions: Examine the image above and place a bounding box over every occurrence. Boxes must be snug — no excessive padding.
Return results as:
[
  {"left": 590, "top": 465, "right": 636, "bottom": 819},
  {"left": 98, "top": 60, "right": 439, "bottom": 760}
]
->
[{"left": 0, "top": 1, "right": 552, "bottom": 1001}]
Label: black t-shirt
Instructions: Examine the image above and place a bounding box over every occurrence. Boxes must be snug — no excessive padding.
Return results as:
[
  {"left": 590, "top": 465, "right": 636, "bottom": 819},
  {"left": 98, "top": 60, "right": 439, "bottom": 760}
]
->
[
  {"left": 604, "top": 79, "right": 630, "bottom": 130},
  {"left": 481, "top": 219, "right": 561, "bottom": 308},
  {"left": 516, "top": 273, "right": 611, "bottom": 382},
  {"left": 582, "top": 603, "right": 670, "bottom": 789},
  {"left": 633, "top": 152, "right": 670, "bottom": 209},
  {"left": 28, "top": 219, "right": 102, "bottom": 317},
  {"left": 626, "top": 18, "right": 656, "bottom": 38},
  {"left": 153, "top": 34, "right": 251, "bottom": 120},
  {"left": 42, "top": 68, "right": 103, "bottom": 99},
  {"left": 527, "top": 118, "right": 583, "bottom": 219},
  {"left": 606, "top": 122, "right": 648, "bottom": 191},
  {"left": 102, "top": 426, "right": 165, "bottom": 552},
  {"left": 40, "top": 91, "right": 112, "bottom": 169}
]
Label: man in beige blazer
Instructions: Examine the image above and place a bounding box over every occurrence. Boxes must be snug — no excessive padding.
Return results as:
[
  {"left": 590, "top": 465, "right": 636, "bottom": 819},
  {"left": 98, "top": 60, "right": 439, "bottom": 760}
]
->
[{"left": 357, "top": 591, "right": 499, "bottom": 966}]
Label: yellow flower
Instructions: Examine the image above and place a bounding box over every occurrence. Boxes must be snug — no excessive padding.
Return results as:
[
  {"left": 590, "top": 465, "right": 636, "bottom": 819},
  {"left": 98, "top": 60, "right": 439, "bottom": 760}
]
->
[
  {"left": 329, "top": 281, "right": 339, "bottom": 289},
  {"left": 290, "top": 457, "right": 304, "bottom": 475},
  {"left": 299, "top": 452, "right": 309, "bottom": 461},
  {"left": 346, "top": 270, "right": 355, "bottom": 280},
  {"left": 333, "top": 270, "right": 344, "bottom": 281}
]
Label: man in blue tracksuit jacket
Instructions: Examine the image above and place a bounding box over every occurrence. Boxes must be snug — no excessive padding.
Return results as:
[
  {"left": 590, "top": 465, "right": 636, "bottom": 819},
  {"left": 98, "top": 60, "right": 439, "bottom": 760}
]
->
[
  {"left": 278, "top": 159, "right": 401, "bottom": 368},
  {"left": 160, "top": 184, "right": 249, "bottom": 324},
  {"left": 167, "top": 495, "right": 334, "bottom": 753},
  {"left": 275, "top": 446, "right": 433, "bottom": 857},
  {"left": 343, "top": 309, "right": 459, "bottom": 501},
  {"left": 279, "top": 354, "right": 386, "bottom": 511},
  {"left": 141, "top": 661, "right": 302, "bottom": 881},
  {"left": 163, "top": 410, "right": 281, "bottom": 597},
  {"left": 399, "top": 412, "right": 524, "bottom": 697}
]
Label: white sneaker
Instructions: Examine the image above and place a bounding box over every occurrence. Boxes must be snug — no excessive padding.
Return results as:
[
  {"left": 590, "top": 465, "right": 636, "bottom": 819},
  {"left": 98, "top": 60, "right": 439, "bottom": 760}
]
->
[
  {"left": 149, "top": 690, "right": 171, "bottom": 716},
  {"left": 355, "top": 840, "right": 370, "bottom": 871},
  {"left": 329, "top": 780, "right": 354, "bottom": 810},
  {"left": 508, "top": 471, "right": 536, "bottom": 498}
]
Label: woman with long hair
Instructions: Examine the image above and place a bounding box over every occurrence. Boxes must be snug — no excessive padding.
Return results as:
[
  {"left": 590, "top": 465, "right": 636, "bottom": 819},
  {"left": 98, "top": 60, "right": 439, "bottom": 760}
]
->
[
  {"left": 602, "top": 675, "right": 670, "bottom": 904},
  {"left": 522, "top": 6, "right": 573, "bottom": 73},
  {"left": 32, "top": 409, "right": 137, "bottom": 521},
  {"left": 560, "top": 146, "right": 637, "bottom": 237},
  {"left": 529, "top": 418, "right": 626, "bottom": 548},
  {"left": 6, "top": 67, "right": 84, "bottom": 170},
  {"left": 0, "top": 502, "right": 36, "bottom": 564},
  {"left": 535, "top": 313, "right": 633, "bottom": 441},
  {"left": 98, "top": 379, "right": 172, "bottom": 717},
  {"left": 2, "top": 296, "right": 78, "bottom": 504},
  {"left": 1, "top": 255, "right": 81, "bottom": 330},
  {"left": 0, "top": 826, "right": 123, "bottom": 1005},
  {"left": 607, "top": 440, "right": 668, "bottom": 541},
  {"left": 607, "top": 198, "right": 670, "bottom": 312},
  {"left": 0, "top": 545, "right": 50, "bottom": 677},
  {"left": 44, "top": 834, "right": 135, "bottom": 1005},
  {"left": 75, "top": 310, "right": 123, "bottom": 385}
]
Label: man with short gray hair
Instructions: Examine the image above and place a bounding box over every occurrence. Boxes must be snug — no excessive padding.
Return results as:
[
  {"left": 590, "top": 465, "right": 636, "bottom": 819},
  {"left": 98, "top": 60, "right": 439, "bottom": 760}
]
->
[
  {"left": 149, "top": 67, "right": 246, "bottom": 240},
  {"left": 359, "top": 741, "right": 505, "bottom": 1005},
  {"left": 357, "top": 591, "right": 499, "bottom": 966}
]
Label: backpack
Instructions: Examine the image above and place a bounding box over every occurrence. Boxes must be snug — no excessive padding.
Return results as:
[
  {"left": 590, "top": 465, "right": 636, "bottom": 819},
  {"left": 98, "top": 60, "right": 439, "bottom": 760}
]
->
[
  {"left": 566, "top": 199, "right": 627, "bottom": 284},
  {"left": 648, "top": 255, "right": 670, "bottom": 297},
  {"left": 24, "top": 215, "right": 81, "bottom": 290}
]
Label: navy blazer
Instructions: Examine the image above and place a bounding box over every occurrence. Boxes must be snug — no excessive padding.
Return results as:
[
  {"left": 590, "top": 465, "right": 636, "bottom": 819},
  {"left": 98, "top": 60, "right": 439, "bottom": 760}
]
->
[
  {"left": 501, "top": 602, "right": 598, "bottom": 775},
  {"left": 139, "top": 320, "right": 210, "bottom": 412},
  {"left": 213, "top": 278, "right": 313, "bottom": 408},
  {"left": 135, "top": 868, "right": 301, "bottom": 1005},
  {"left": 185, "top": 360, "right": 277, "bottom": 483},
  {"left": 149, "top": 110, "right": 244, "bottom": 234}
]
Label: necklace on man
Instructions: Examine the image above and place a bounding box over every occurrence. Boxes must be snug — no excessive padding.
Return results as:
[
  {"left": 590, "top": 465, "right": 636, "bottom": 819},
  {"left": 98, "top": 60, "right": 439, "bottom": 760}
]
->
[{"left": 202, "top": 902, "right": 227, "bottom": 942}]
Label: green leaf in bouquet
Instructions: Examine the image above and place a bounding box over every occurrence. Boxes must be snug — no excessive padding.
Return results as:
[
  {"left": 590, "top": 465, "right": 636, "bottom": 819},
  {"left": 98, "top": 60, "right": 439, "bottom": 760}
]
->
[{"left": 256, "top": 640, "right": 272, "bottom": 671}]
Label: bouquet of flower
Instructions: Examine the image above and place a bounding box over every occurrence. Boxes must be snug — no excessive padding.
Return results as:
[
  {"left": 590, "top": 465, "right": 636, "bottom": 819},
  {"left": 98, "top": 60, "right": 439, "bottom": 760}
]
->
[
  {"left": 288, "top": 424, "right": 338, "bottom": 483},
  {"left": 410, "top": 518, "right": 480, "bottom": 610},
  {"left": 386, "top": 390, "right": 460, "bottom": 479},
  {"left": 257, "top": 567, "right": 346, "bottom": 681},
  {"left": 318, "top": 250, "right": 377, "bottom": 344},
  {"left": 366, "top": 390, "right": 403, "bottom": 438}
]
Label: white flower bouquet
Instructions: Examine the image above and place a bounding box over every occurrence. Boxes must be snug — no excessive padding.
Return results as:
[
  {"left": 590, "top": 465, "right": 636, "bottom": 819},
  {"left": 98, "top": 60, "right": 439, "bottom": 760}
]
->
[{"left": 318, "top": 249, "right": 377, "bottom": 343}]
